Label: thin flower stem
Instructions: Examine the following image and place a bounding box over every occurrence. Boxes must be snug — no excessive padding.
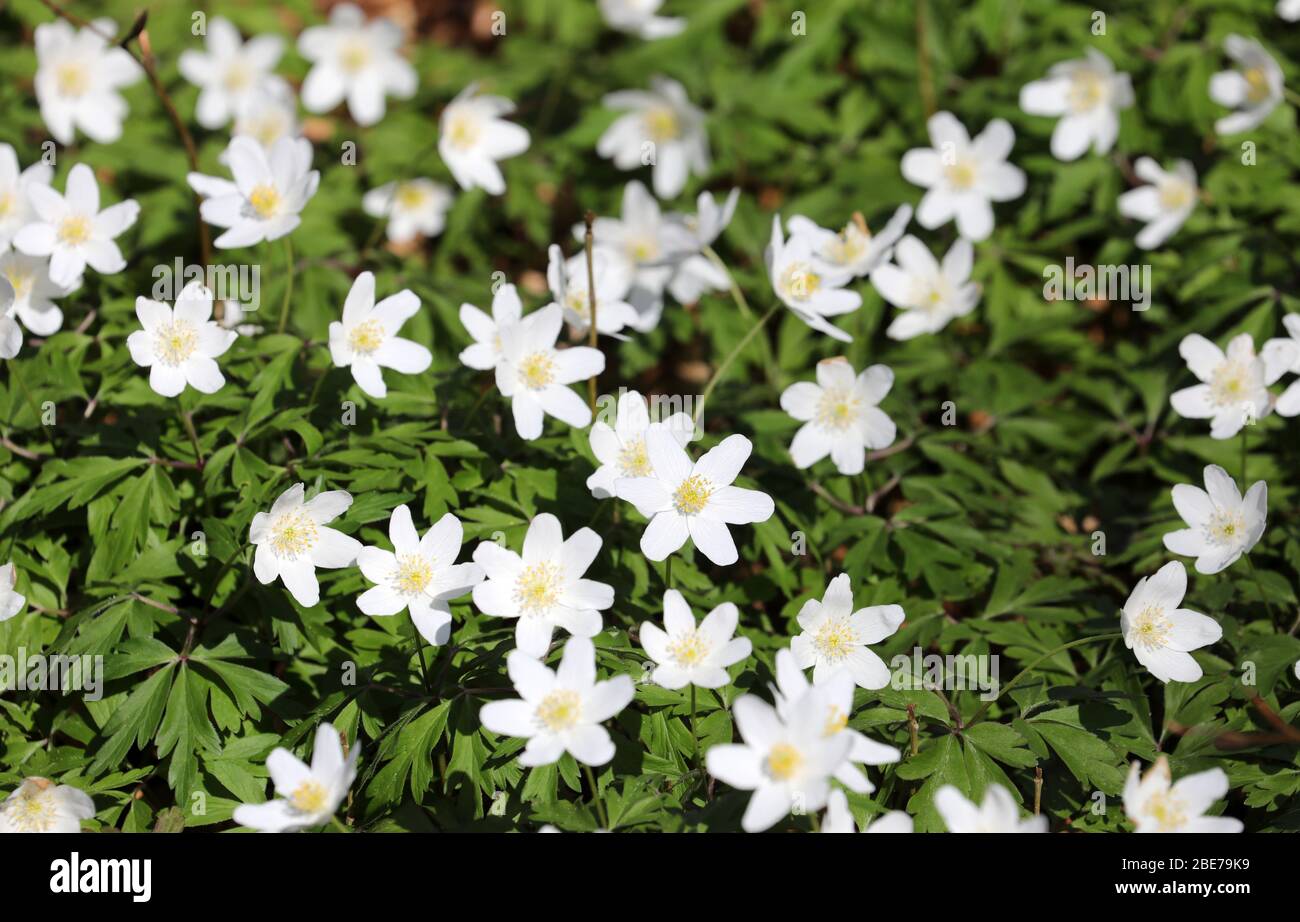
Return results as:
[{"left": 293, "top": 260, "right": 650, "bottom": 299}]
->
[
  {"left": 966, "top": 632, "right": 1123, "bottom": 726},
  {"left": 278, "top": 238, "right": 296, "bottom": 334},
  {"left": 583, "top": 763, "right": 608, "bottom": 829},
  {"left": 180, "top": 405, "right": 204, "bottom": 467},
  {"left": 409, "top": 614, "right": 433, "bottom": 695},
  {"left": 695, "top": 303, "right": 780, "bottom": 427},
  {"left": 702, "top": 245, "right": 780, "bottom": 390},
  {"left": 915, "top": 0, "right": 937, "bottom": 119},
  {"left": 584, "top": 212, "right": 599, "bottom": 413},
  {"left": 329, "top": 815, "right": 352, "bottom": 833}
]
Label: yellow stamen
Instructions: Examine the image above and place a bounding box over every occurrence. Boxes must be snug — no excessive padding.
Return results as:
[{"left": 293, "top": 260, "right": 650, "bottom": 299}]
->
[
  {"left": 766, "top": 743, "right": 803, "bottom": 781},
  {"left": 248, "top": 184, "right": 281, "bottom": 219},
  {"left": 672, "top": 475, "right": 713, "bottom": 516},
  {"left": 517, "top": 352, "right": 555, "bottom": 390},
  {"left": 290, "top": 779, "right": 329, "bottom": 814},
  {"left": 347, "top": 318, "right": 385, "bottom": 355},
  {"left": 535, "top": 689, "right": 582, "bottom": 732},
  {"left": 514, "top": 561, "right": 561, "bottom": 614},
  {"left": 155, "top": 320, "right": 199, "bottom": 366},
  {"left": 57, "top": 215, "right": 91, "bottom": 246}
]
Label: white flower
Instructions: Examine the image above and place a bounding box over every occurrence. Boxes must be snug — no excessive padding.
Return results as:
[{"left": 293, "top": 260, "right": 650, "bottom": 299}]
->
[
  {"left": 1118, "top": 157, "right": 1197, "bottom": 250},
  {"left": 458, "top": 282, "right": 522, "bottom": 371},
  {"left": 1018, "top": 48, "right": 1133, "bottom": 160},
  {"left": 789, "top": 573, "right": 904, "bottom": 689},
  {"left": 0, "top": 277, "right": 17, "bottom": 360},
  {"left": 357, "top": 505, "right": 483, "bottom": 646},
  {"left": 1170, "top": 333, "right": 1292, "bottom": 439},
  {"left": 1210, "top": 36, "right": 1283, "bottom": 135},
  {"left": 1163, "top": 465, "right": 1266, "bottom": 575},
  {"left": 900, "top": 112, "right": 1026, "bottom": 242},
  {"left": 706, "top": 689, "right": 851, "bottom": 833},
  {"left": 127, "top": 281, "right": 236, "bottom": 397},
  {"left": 438, "top": 85, "right": 531, "bottom": 195},
  {"left": 772, "top": 648, "right": 899, "bottom": 794},
  {"left": 177, "top": 17, "right": 284, "bottom": 129},
  {"left": 14, "top": 163, "right": 138, "bottom": 288},
  {"left": 232, "top": 79, "right": 301, "bottom": 151},
  {"left": 297, "top": 2, "right": 415, "bottom": 127},
  {"left": 233, "top": 724, "right": 358, "bottom": 833},
  {"left": 640, "top": 589, "right": 751, "bottom": 689},
  {"left": 33, "top": 19, "right": 140, "bottom": 145},
  {"left": 1273, "top": 313, "right": 1300, "bottom": 417},
  {"left": 662, "top": 187, "right": 739, "bottom": 305},
  {"left": 546, "top": 243, "right": 640, "bottom": 338},
  {"left": 599, "top": 0, "right": 685, "bottom": 39},
  {"left": 0, "top": 777, "right": 94, "bottom": 832},
  {"left": 617, "top": 431, "right": 774, "bottom": 566},
  {"left": 1121, "top": 561, "right": 1221, "bottom": 684},
  {"left": 0, "top": 144, "right": 54, "bottom": 254},
  {"left": 0, "top": 252, "right": 75, "bottom": 345},
  {"left": 766, "top": 215, "right": 862, "bottom": 343},
  {"left": 785, "top": 205, "right": 912, "bottom": 279},
  {"left": 870, "top": 235, "right": 980, "bottom": 340},
  {"left": 597, "top": 76, "right": 709, "bottom": 199},
  {"left": 494, "top": 304, "right": 605, "bottom": 440},
  {"left": 935, "top": 784, "right": 1047, "bottom": 833},
  {"left": 1281, "top": 0, "right": 1300, "bottom": 21},
  {"left": 188, "top": 136, "right": 319, "bottom": 249},
  {"left": 1124, "top": 757, "right": 1242, "bottom": 833},
  {"left": 822, "top": 789, "right": 913, "bottom": 834},
  {"left": 587, "top": 388, "right": 694, "bottom": 499},
  {"left": 250, "top": 483, "right": 362, "bottom": 608},
  {"left": 0, "top": 561, "right": 26, "bottom": 621},
  {"left": 328, "top": 272, "right": 431, "bottom": 399},
  {"left": 362, "top": 179, "right": 453, "bottom": 244},
  {"left": 580, "top": 181, "right": 680, "bottom": 332},
  {"left": 471, "top": 512, "right": 613, "bottom": 657},
  {"left": 780, "top": 358, "right": 896, "bottom": 475},
  {"left": 479, "top": 636, "right": 634, "bottom": 767}
]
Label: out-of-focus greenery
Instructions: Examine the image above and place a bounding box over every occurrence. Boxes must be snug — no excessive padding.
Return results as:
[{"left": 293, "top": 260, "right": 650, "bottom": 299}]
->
[{"left": 1, "top": 0, "right": 1298, "bottom": 833}]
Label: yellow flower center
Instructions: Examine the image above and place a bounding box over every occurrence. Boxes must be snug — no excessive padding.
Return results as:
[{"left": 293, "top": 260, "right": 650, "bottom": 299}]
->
[
  {"left": 347, "top": 318, "right": 386, "bottom": 355},
  {"left": 393, "top": 553, "right": 434, "bottom": 595},
  {"left": 155, "top": 320, "right": 199, "bottom": 366},
  {"left": 824, "top": 224, "right": 869, "bottom": 266},
  {"left": 0, "top": 191, "right": 14, "bottom": 218},
  {"left": 535, "top": 688, "right": 583, "bottom": 732},
  {"left": 268, "top": 509, "right": 319, "bottom": 560},
  {"left": 779, "top": 262, "right": 821, "bottom": 302},
  {"left": 1206, "top": 509, "right": 1246, "bottom": 546},
  {"left": 618, "top": 437, "right": 652, "bottom": 477},
  {"left": 4, "top": 269, "right": 32, "bottom": 301},
  {"left": 1067, "top": 69, "right": 1107, "bottom": 113},
  {"left": 815, "top": 388, "right": 860, "bottom": 431},
  {"left": 248, "top": 184, "right": 282, "bottom": 219},
  {"left": 1243, "top": 67, "right": 1271, "bottom": 104},
  {"left": 396, "top": 183, "right": 427, "bottom": 209},
  {"left": 565, "top": 289, "right": 593, "bottom": 319},
  {"left": 1208, "top": 360, "right": 1252, "bottom": 408},
  {"left": 514, "top": 561, "right": 562, "bottom": 615},
  {"left": 56, "top": 61, "right": 89, "bottom": 97},
  {"left": 944, "top": 159, "right": 978, "bottom": 191},
  {"left": 630, "top": 238, "right": 659, "bottom": 262},
  {"left": 57, "top": 215, "right": 91, "bottom": 246},
  {"left": 813, "top": 617, "right": 856, "bottom": 663},
  {"left": 290, "top": 779, "right": 329, "bottom": 814},
  {"left": 339, "top": 41, "right": 371, "bottom": 74},
  {"left": 517, "top": 352, "right": 556, "bottom": 390},
  {"left": 1130, "top": 605, "right": 1172, "bottom": 650},
  {"left": 765, "top": 743, "right": 803, "bottom": 781},
  {"left": 644, "top": 106, "right": 680, "bottom": 142},
  {"left": 1158, "top": 180, "right": 1193, "bottom": 211},
  {"left": 244, "top": 113, "right": 287, "bottom": 148},
  {"left": 672, "top": 475, "right": 713, "bottom": 516},
  {"left": 667, "top": 629, "right": 710, "bottom": 667},
  {"left": 1143, "top": 791, "right": 1188, "bottom": 832},
  {"left": 224, "top": 63, "right": 253, "bottom": 92},
  {"left": 446, "top": 111, "right": 481, "bottom": 149},
  {"left": 823, "top": 705, "right": 849, "bottom": 737}
]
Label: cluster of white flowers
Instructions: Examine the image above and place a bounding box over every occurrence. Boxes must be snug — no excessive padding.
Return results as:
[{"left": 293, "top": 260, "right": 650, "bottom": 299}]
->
[{"left": 4, "top": 4, "right": 1276, "bottom": 840}]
